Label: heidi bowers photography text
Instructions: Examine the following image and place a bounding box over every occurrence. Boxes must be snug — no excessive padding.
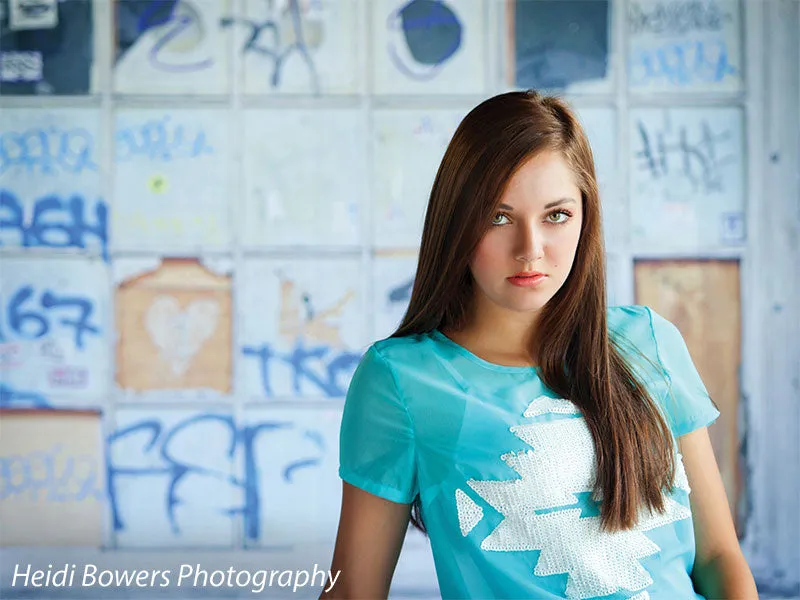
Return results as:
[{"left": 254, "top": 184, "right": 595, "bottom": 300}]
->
[{"left": 11, "top": 563, "right": 341, "bottom": 594}]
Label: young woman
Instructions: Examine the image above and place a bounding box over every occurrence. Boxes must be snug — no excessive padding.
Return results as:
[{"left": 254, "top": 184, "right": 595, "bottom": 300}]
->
[{"left": 322, "top": 91, "right": 757, "bottom": 599}]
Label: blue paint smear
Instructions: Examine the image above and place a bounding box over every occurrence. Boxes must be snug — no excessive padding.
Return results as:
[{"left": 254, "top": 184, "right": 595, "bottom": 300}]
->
[{"left": 514, "top": 0, "right": 610, "bottom": 90}]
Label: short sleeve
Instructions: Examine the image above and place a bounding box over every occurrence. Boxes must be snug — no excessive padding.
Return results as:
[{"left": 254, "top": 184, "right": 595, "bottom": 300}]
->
[
  {"left": 338, "top": 345, "right": 418, "bottom": 504},
  {"left": 646, "top": 307, "right": 721, "bottom": 437}
]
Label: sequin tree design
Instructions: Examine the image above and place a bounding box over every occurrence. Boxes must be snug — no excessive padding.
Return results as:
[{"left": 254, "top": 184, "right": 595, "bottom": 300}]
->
[{"left": 455, "top": 396, "right": 692, "bottom": 600}]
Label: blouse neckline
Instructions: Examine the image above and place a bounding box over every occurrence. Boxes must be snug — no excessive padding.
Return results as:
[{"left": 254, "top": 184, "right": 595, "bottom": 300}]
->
[{"left": 429, "top": 329, "right": 541, "bottom": 374}]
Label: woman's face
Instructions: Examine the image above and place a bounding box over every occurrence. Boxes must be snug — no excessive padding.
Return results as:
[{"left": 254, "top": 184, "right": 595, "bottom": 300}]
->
[{"left": 468, "top": 150, "right": 584, "bottom": 321}]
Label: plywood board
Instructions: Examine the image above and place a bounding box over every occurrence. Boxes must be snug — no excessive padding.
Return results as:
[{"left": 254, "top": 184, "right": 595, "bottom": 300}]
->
[
  {"left": 635, "top": 259, "right": 742, "bottom": 527},
  {"left": 116, "top": 258, "right": 232, "bottom": 392},
  {"left": 0, "top": 409, "right": 105, "bottom": 546}
]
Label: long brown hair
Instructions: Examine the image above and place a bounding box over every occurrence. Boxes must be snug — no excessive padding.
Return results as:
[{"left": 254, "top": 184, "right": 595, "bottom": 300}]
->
[{"left": 392, "top": 90, "right": 676, "bottom": 534}]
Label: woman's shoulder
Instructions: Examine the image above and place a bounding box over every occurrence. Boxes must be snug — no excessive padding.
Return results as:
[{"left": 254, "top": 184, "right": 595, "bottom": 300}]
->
[
  {"left": 607, "top": 304, "right": 663, "bottom": 357},
  {"left": 350, "top": 333, "right": 440, "bottom": 397},
  {"left": 365, "top": 331, "right": 438, "bottom": 368},
  {"left": 607, "top": 306, "right": 719, "bottom": 436},
  {"left": 607, "top": 304, "right": 695, "bottom": 380},
  {"left": 608, "top": 304, "right": 653, "bottom": 332},
  {"left": 607, "top": 304, "right": 682, "bottom": 347}
]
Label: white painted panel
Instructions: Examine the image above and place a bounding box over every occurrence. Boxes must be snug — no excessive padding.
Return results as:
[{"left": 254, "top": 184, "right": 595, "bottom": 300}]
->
[
  {"left": 244, "top": 406, "right": 342, "bottom": 548},
  {"left": 372, "top": 108, "right": 465, "bottom": 248},
  {"left": 109, "top": 409, "right": 239, "bottom": 548},
  {"left": 629, "top": 107, "right": 745, "bottom": 249},
  {"left": 574, "top": 107, "right": 621, "bottom": 246},
  {"left": 372, "top": 252, "right": 416, "bottom": 341},
  {"left": 239, "top": 0, "right": 361, "bottom": 95},
  {"left": 113, "top": 0, "right": 232, "bottom": 95},
  {"left": 113, "top": 109, "right": 231, "bottom": 251},
  {"left": 372, "top": 0, "right": 486, "bottom": 94},
  {"left": 0, "top": 108, "right": 107, "bottom": 259},
  {"left": 239, "top": 257, "right": 365, "bottom": 399},
  {"left": 627, "top": 0, "right": 742, "bottom": 93},
  {"left": 0, "top": 257, "right": 109, "bottom": 404},
  {"left": 242, "top": 109, "right": 366, "bottom": 247}
]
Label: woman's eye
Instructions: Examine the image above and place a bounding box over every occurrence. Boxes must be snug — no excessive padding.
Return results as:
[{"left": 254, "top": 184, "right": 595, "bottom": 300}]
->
[
  {"left": 492, "top": 213, "right": 509, "bottom": 225},
  {"left": 547, "top": 210, "right": 569, "bottom": 224}
]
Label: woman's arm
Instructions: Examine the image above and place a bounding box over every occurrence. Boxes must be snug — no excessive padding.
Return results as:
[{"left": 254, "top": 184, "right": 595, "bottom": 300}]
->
[
  {"left": 320, "top": 481, "right": 412, "bottom": 599},
  {"left": 680, "top": 427, "right": 758, "bottom": 599}
]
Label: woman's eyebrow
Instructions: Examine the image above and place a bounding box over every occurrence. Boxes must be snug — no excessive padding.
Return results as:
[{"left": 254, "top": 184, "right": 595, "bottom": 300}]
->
[
  {"left": 497, "top": 198, "right": 578, "bottom": 211},
  {"left": 544, "top": 198, "right": 578, "bottom": 209}
]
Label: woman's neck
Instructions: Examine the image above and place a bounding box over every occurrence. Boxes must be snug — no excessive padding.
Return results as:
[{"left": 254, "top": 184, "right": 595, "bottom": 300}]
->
[{"left": 443, "top": 301, "right": 540, "bottom": 367}]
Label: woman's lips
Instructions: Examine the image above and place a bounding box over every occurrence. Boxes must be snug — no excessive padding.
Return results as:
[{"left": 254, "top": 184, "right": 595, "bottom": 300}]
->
[{"left": 507, "top": 274, "right": 547, "bottom": 287}]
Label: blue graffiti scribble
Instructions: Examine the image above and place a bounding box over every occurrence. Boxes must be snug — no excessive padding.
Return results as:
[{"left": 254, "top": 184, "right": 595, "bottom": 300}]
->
[
  {"left": 627, "top": 0, "right": 732, "bottom": 36},
  {"left": 388, "top": 278, "right": 414, "bottom": 304},
  {"left": 107, "top": 415, "right": 236, "bottom": 535},
  {"left": 106, "top": 413, "right": 326, "bottom": 542},
  {"left": 634, "top": 119, "right": 735, "bottom": 193},
  {"left": 0, "top": 126, "right": 98, "bottom": 177},
  {"left": 242, "top": 339, "right": 362, "bottom": 398},
  {"left": 629, "top": 39, "right": 737, "bottom": 86},
  {"left": 136, "top": 0, "right": 180, "bottom": 33},
  {"left": 387, "top": 0, "right": 462, "bottom": 81},
  {"left": 0, "top": 286, "right": 100, "bottom": 350},
  {"left": 221, "top": 0, "right": 321, "bottom": 94},
  {"left": 236, "top": 418, "right": 290, "bottom": 539},
  {"left": 149, "top": 12, "right": 214, "bottom": 72},
  {"left": 513, "top": 0, "right": 609, "bottom": 90},
  {"left": 0, "top": 190, "right": 109, "bottom": 260},
  {"left": 116, "top": 116, "right": 214, "bottom": 163},
  {"left": 115, "top": 0, "right": 212, "bottom": 73},
  {"left": 0, "top": 384, "right": 51, "bottom": 408},
  {"left": 284, "top": 430, "right": 325, "bottom": 482},
  {"left": 0, "top": 443, "right": 104, "bottom": 503}
]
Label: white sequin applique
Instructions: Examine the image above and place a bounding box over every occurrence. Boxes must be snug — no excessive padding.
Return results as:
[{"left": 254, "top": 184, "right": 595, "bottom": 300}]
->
[
  {"left": 674, "top": 453, "right": 691, "bottom": 492},
  {"left": 455, "top": 488, "right": 483, "bottom": 536},
  {"left": 524, "top": 395, "right": 581, "bottom": 418},
  {"left": 629, "top": 590, "right": 650, "bottom": 600},
  {"left": 468, "top": 417, "right": 596, "bottom": 511},
  {"left": 461, "top": 397, "right": 692, "bottom": 600}
]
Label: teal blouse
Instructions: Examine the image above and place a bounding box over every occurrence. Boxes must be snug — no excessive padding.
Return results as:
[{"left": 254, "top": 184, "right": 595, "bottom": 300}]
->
[{"left": 339, "top": 305, "right": 720, "bottom": 599}]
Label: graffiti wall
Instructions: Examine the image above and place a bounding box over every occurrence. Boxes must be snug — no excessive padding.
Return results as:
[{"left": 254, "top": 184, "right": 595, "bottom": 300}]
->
[{"left": 1, "top": 0, "right": 797, "bottom": 598}]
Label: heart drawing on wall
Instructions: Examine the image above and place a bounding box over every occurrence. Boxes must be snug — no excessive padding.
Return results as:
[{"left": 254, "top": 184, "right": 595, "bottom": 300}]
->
[{"left": 145, "top": 295, "right": 220, "bottom": 376}]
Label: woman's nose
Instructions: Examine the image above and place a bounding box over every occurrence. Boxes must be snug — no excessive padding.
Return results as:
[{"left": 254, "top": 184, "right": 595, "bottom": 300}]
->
[{"left": 515, "top": 224, "right": 544, "bottom": 262}]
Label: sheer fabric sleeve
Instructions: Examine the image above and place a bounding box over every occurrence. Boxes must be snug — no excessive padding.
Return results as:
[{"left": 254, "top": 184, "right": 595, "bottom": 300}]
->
[
  {"left": 646, "top": 307, "right": 721, "bottom": 438},
  {"left": 338, "top": 345, "right": 418, "bottom": 504}
]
